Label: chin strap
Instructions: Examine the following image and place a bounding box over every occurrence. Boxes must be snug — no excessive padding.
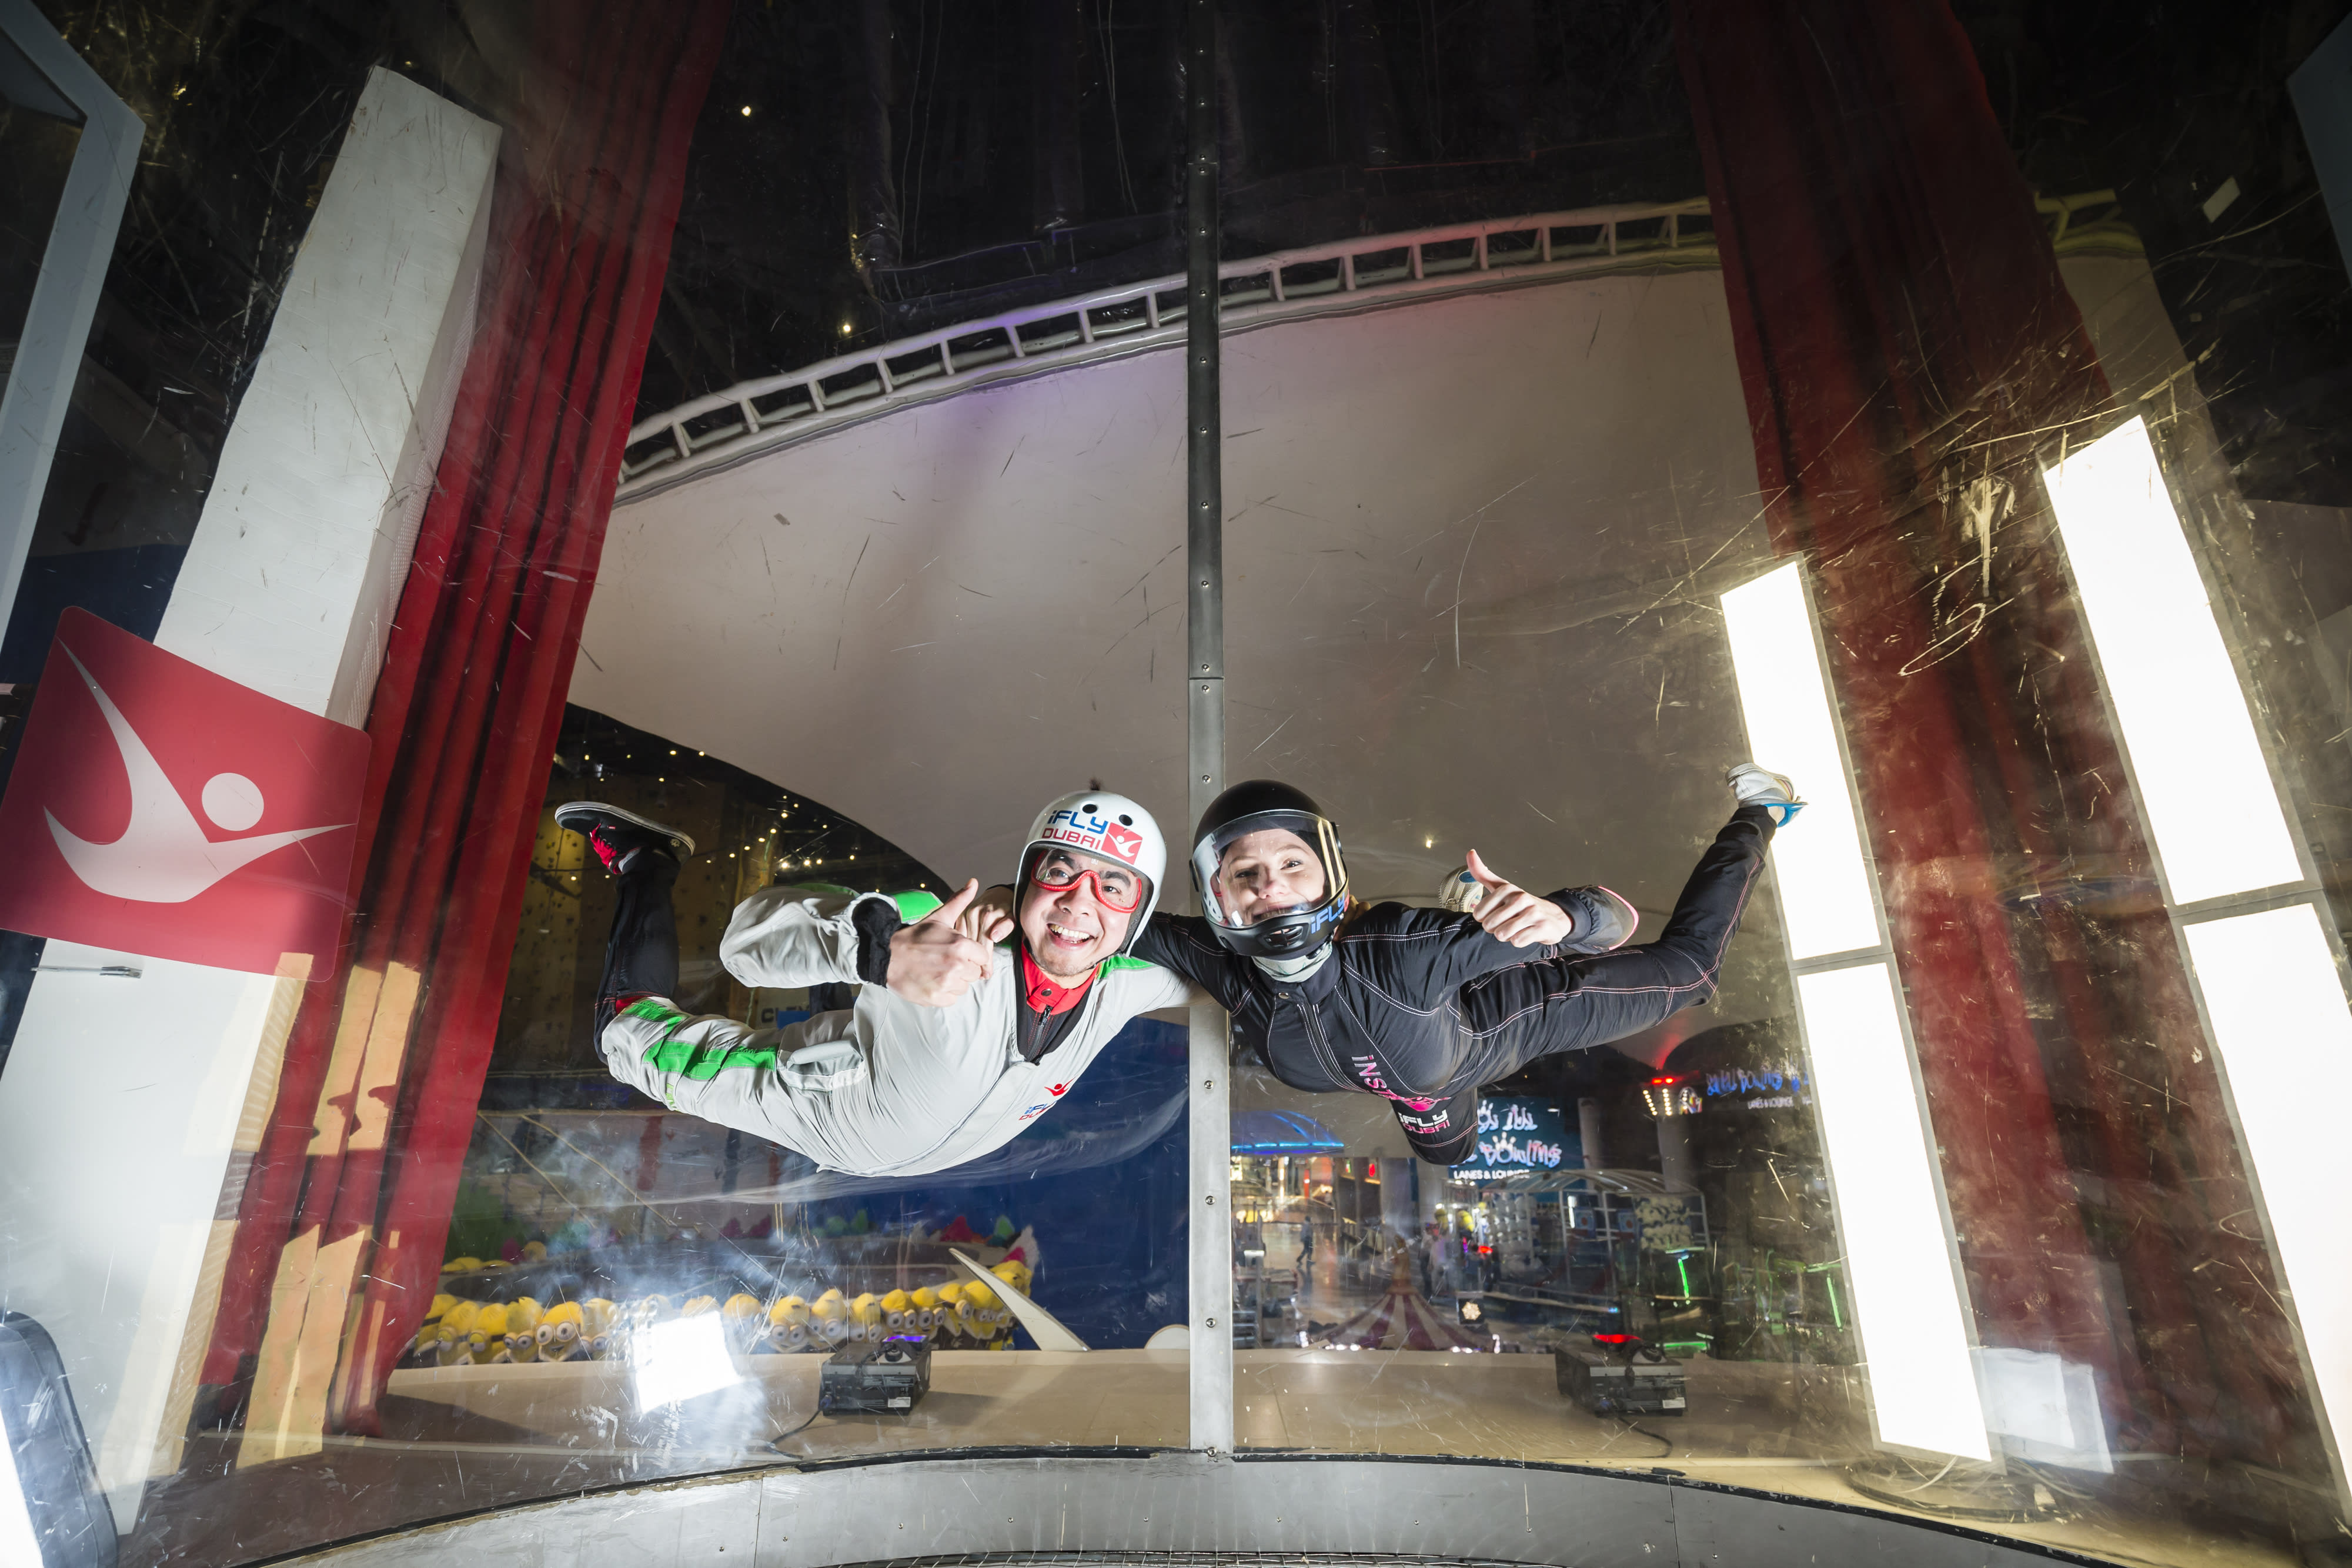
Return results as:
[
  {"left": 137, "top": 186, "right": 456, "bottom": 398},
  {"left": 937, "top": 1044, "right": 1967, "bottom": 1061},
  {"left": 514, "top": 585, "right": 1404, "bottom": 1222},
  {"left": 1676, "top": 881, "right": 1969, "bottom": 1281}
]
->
[{"left": 1251, "top": 944, "right": 1334, "bottom": 983}]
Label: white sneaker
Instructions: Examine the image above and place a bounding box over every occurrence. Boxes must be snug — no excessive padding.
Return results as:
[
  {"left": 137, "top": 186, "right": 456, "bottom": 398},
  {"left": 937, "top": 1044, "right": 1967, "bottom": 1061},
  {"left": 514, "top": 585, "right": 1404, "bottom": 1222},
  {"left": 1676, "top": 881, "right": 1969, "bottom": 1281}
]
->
[
  {"left": 1726, "top": 764, "right": 1805, "bottom": 827},
  {"left": 1437, "top": 866, "right": 1486, "bottom": 913}
]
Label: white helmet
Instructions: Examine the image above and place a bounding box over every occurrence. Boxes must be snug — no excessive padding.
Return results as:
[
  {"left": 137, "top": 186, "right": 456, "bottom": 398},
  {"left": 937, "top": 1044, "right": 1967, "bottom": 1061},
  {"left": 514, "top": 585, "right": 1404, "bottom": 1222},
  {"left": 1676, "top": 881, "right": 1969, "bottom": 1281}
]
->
[{"left": 1017, "top": 790, "right": 1167, "bottom": 955}]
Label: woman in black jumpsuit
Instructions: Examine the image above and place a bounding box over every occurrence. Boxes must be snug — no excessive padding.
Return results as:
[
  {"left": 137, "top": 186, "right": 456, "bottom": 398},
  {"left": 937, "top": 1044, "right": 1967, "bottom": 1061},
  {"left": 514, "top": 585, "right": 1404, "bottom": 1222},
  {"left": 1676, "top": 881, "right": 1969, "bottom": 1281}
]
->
[{"left": 1130, "top": 791, "right": 1781, "bottom": 1165}]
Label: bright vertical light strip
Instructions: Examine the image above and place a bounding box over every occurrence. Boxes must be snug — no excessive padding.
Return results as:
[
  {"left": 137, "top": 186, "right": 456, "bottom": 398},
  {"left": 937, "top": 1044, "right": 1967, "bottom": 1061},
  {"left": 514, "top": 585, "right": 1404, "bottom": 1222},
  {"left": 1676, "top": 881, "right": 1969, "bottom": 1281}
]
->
[
  {"left": 1720, "top": 562, "right": 1881, "bottom": 958},
  {"left": 2182, "top": 904, "right": 2352, "bottom": 1473},
  {"left": 0, "top": 1402, "right": 39, "bottom": 1568},
  {"left": 1723, "top": 559, "right": 1986, "bottom": 1460},
  {"left": 2042, "top": 417, "right": 2301, "bottom": 902},
  {"left": 1799, "top": 962, "right": 1991, "bottom": 1460}
]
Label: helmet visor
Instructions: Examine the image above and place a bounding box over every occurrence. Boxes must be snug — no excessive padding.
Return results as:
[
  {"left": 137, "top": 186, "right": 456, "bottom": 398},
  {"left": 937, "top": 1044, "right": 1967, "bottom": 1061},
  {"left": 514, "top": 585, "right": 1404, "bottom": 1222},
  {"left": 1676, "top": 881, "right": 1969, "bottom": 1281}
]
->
[{"left": 1192, "top": 810, "right": 1346, "bottom": 931}]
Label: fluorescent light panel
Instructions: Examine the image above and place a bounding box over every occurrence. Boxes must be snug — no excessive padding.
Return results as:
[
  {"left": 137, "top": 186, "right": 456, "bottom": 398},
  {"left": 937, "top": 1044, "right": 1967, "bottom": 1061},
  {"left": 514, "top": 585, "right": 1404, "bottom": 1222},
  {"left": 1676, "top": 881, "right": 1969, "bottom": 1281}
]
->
[
  {"left": 2042, "top": 417, "right": 2301, "bottom": 902},
  {"left": 1723, "top": 560, "right": 1988, "bottom": 1460},
  {"left": 633, "top": 1313, "right": 740, "bottom": 1410},
  {"left": 0, "top": 1402, "right": 41, "bottom": 1568},
  {"left": 1799, "top": 961, "right": 1991, "bottom": 1459},
  {"left": 2181, "top": 904, "right": 2352, "bottom": 1476},
  {"left": 1719, "top": 562, "right": 1882, "bottom": 958}
]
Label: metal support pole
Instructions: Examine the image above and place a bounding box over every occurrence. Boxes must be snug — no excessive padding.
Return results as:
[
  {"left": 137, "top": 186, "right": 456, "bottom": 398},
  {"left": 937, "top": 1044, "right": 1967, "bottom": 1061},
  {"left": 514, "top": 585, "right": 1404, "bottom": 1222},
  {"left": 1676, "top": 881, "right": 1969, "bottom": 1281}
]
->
[{"left": 1183, "top": 0, "right": 1234, "bottom": 1456}]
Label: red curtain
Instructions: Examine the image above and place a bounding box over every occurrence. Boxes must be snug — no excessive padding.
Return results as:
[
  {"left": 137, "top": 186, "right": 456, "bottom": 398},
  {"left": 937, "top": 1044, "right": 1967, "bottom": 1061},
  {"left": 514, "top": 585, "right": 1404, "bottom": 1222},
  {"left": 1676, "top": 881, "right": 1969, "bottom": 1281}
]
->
[
  {"left": 199, "top": 0, "right": 727, "bottom": 1437},
  {"left": 1674, "top": 0, "right": 2318, "bottom": 1465}
]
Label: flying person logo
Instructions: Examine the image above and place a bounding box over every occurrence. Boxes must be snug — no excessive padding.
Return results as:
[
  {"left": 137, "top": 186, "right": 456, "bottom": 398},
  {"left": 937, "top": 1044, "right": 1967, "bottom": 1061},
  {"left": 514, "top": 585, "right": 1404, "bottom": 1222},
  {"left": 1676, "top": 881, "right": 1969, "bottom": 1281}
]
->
[
  {"left": 1099, "top": 822, "right": 1142, "bottom": 864},
  {"left": 0, "top": 610, "right": 370, "bottom": 974},
  {"left": 44, "top": 646, "right": 348, "bottom": 901}
]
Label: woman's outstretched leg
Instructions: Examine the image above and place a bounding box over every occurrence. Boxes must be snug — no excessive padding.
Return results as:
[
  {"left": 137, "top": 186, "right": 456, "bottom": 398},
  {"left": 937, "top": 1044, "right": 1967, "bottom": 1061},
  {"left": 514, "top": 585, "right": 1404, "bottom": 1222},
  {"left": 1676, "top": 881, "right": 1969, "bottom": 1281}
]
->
[{"left": 1452, "top": 767, "right": 1801, "bottom": 1076}]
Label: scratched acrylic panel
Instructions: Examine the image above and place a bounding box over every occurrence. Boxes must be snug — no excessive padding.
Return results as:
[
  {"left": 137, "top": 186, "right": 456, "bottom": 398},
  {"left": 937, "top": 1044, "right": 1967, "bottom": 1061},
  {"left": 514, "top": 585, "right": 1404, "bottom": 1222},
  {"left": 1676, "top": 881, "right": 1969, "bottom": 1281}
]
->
[
  {"left": 4, "top": 2, "right": 2352, "bottom": 1566},
  {"left": 0, "top": 68, "right": 81, "bottom": 371},
  {"left": 1202, "top": 16, "right": 2352, "bottom": 1568}
]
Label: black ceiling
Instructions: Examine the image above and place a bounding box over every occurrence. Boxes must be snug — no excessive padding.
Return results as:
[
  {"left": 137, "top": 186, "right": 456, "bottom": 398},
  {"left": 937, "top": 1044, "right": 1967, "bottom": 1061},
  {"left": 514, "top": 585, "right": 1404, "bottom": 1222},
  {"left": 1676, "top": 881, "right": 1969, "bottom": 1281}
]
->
[{"left": 23, "top": 0, "right": 2352, "bottom": 514}]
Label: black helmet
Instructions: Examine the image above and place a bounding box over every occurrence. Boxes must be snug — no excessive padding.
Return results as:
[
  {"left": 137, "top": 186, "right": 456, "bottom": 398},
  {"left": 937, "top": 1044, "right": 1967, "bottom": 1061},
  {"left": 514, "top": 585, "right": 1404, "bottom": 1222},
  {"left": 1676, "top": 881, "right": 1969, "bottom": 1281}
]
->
[{"left": 1190, "top": 780, "right": 1351, "bottom": 959}]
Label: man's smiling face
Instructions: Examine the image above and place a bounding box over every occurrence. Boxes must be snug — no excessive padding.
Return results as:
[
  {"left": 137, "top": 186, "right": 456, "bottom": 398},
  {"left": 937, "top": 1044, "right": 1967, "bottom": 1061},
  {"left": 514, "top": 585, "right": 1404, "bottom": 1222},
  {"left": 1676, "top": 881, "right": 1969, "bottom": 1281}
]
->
[{"left": 1020, "top": 845, "right": 1142, "bottom": 979}]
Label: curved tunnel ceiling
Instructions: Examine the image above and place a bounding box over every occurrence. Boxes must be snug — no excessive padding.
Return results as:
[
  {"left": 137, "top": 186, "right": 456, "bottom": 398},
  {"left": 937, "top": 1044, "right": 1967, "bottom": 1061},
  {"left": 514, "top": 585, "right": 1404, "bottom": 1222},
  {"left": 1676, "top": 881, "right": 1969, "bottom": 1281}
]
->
[{"left": 576, "top": 263, "right": 1792, "bottom": 1028}]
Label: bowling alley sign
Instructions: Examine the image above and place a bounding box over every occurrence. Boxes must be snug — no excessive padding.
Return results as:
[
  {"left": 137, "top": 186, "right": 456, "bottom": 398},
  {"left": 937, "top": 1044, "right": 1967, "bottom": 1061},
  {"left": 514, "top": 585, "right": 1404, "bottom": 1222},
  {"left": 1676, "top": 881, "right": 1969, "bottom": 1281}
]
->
[
  {"left": 1451, "top": 1098, "right": 1573, "bottom": 1183},
  {"left": 0, "top": 610, "right": 369, "bottom": 973}
]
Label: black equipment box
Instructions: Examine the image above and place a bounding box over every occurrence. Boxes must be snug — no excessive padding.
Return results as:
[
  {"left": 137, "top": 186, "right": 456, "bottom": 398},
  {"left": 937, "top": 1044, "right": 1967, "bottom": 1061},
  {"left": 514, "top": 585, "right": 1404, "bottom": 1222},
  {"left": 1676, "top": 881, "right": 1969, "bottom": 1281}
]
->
[
  {"left": 820, "top": 1338, "right": 931, "bottom": 1412},
  {"left": 1556, "top": 1342, "right": 1687, "bottom": 1417}
]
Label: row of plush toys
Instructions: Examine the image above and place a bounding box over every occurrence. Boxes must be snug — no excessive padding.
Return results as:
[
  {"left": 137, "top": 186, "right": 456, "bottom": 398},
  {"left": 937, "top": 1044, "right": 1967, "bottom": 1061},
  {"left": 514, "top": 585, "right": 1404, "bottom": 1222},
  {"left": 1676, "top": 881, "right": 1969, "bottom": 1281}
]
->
[{"left": 405, "top": 1258, "right": 1035, "bottom": 1369}]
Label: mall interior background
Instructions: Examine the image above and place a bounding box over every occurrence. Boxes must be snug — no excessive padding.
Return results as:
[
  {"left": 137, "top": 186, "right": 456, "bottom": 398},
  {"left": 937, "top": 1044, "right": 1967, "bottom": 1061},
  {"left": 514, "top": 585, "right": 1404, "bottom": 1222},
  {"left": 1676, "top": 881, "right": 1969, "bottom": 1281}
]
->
[{"left": 2, "top": 1, "right": 2352, "bottom": 1564}]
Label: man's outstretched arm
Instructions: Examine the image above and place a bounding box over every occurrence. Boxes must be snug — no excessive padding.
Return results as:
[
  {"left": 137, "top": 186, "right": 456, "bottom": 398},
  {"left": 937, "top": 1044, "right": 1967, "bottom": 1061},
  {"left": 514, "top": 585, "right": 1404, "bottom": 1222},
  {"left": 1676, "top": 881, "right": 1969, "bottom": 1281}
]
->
[{"left": 721, "top": 880, "right": 1001, "bottom": 1008}]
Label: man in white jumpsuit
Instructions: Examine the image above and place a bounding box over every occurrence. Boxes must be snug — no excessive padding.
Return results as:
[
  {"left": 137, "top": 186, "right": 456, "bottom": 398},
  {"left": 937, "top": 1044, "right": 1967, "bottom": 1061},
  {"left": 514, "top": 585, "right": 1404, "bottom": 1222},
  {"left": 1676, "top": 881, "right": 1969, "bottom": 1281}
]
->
[{"left": 557, "top": 790, "right": 1192, "bottom": 1178}]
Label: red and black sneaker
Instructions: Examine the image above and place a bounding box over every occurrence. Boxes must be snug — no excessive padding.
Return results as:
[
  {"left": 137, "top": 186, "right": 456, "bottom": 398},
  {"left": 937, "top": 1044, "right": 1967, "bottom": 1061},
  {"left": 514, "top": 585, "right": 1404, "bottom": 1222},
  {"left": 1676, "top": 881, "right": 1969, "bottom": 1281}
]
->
[{"left": 554, "top": 802, "right": 696, "bottom": 874}]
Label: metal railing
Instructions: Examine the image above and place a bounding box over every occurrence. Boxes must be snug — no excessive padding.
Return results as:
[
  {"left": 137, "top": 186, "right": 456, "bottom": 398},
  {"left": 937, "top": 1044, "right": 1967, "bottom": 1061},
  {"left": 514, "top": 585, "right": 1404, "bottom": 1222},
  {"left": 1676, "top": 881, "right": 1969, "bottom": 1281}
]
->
[
  {"left": 617, "top": 198, "right": 1716, "bottom": 501},
  {"left": 616, "top": 190, "right": 2140, "bottom": 504}
]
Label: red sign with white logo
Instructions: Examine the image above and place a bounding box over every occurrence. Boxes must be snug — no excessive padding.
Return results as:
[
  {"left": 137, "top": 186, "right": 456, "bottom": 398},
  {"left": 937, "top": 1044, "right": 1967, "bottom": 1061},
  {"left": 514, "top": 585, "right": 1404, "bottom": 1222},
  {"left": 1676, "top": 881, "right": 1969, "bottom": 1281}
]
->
[{"left": 0, "top": 610, "right": 369, "bottom": 974}]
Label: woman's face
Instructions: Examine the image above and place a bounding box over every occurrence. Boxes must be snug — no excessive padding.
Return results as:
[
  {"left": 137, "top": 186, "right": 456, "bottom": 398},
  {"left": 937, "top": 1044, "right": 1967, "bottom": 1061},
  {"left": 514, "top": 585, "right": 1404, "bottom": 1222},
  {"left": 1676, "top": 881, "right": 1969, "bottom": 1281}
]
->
[{"left": 1214, "top": 827, "right": 1328, "bottom": 926}]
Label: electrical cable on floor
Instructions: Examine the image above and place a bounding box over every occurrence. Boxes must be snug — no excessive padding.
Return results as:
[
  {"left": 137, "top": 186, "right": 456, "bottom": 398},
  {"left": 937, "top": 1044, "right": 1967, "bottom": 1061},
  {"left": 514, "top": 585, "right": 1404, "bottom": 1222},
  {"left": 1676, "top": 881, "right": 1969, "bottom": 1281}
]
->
[
  {"left": 1883, "top": 1454, "right": 1959, "bottom": 1496},
  {"left": 766, "top": 1410, "right": 828, "bottom": 1453},
  {"left": 1618, "top": 1417, "right": 1675, "bottom": 1458}
]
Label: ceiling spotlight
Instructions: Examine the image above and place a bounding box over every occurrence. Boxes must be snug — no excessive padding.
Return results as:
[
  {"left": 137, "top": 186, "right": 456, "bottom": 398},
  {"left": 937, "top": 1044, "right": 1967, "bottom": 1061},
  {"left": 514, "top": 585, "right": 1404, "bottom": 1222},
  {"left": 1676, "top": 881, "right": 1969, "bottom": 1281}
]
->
[{"left": 740, "top": 105, "right": 753, "bottom": 116}]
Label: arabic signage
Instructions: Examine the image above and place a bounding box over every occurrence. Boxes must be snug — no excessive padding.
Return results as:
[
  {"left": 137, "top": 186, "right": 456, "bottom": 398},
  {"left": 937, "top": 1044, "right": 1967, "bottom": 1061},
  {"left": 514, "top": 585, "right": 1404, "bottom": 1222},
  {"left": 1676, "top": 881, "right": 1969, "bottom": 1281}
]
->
[{"left": 1450, "top": 1097, "right": 1576, "bottom": 1183}]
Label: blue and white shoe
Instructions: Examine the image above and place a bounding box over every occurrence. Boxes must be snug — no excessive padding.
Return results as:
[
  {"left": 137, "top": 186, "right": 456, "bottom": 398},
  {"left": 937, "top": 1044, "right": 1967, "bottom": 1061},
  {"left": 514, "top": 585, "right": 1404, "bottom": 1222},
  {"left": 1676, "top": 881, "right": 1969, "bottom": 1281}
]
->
[
  {"left": 1726, "top": 764, "right": 1804, "bottom": 828},
  {"left": 1437, "top": 867, "right": 1485, "bottom": 914}
]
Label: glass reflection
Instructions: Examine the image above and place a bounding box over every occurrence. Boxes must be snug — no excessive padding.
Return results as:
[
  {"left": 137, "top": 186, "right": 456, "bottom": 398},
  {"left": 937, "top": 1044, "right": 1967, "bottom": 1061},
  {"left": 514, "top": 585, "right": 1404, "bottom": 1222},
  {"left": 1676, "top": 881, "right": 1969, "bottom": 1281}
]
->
[{"left": 0, "top": 2, "right": 2346, "bottom": 1566}]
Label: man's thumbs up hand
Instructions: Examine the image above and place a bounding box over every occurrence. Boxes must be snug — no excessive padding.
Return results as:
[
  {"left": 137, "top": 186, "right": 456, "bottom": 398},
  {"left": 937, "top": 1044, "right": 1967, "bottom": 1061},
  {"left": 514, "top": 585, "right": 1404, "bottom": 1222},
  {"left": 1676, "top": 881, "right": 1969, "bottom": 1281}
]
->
[{"left": 887, "top": 880, "right": 997, "bottom": 1006}]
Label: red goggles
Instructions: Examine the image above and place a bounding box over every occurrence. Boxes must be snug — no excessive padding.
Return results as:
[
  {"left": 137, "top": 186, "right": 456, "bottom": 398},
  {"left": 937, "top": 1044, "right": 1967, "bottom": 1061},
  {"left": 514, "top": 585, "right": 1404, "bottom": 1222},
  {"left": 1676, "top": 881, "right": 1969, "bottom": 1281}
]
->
[{"left": 1028, "top": 855, "right": 1147, "bottom": 913}]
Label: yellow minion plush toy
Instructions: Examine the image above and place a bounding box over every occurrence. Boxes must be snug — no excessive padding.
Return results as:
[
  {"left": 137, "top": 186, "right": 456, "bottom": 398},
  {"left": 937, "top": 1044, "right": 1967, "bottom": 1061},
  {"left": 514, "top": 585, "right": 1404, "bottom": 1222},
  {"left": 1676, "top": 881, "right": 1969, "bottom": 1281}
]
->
[
  {"left": 957, "top": 1281, "right": 998, "bottom": 1340},
  {"left": 436, "top": 1300, "right": 480, "bottom": 1366},
  {"left": 581, "top": 1299, "right": 616, "bottom": 1360},
  {"left": 721, "top": 1293, "right": 763, "bottom": 1349},
  {"left": 811, "top": 1289, "right": 850, "bottom": 1344},
  {"left": 881, "top": 1289, "right": 913, "bottom": 1334},
  {"left": 910, "top": 1286, "right": 942, "bottom": 1335},
  {"left": 990, "top": 1258, "right": 1034, "bottom": 1299},
  {"left": 471, "top": 1302, "right": 509, "bottom": 1363},
  {"left": 407, "top": 1294, "right": 456, "bottom": 1367},
  {"left": 764, "top": 1295, "right": 811, "bottom": 1353},
  {"left": 538, "top": 1300, "right": 586, "bottom": 1361},
  {"left": 503, "top": 1298, "right": 543, "bottom": 1363},
  {"left": 849, "top": 1293, "right": 883, "bottom": 1342}
]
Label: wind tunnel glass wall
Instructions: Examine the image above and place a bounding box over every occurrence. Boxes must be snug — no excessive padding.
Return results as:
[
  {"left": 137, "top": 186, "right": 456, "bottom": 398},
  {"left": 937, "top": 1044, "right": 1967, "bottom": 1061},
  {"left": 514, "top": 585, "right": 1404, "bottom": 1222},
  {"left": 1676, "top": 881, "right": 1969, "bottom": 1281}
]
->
[{"left": 6, "top": 2, "right": 2352, "bottom": 1567}]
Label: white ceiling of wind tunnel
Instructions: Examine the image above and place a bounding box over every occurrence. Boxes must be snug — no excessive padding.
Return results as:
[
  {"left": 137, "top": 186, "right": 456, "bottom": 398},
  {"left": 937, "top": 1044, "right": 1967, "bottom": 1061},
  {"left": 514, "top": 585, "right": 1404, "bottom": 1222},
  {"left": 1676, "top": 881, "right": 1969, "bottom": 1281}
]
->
[{"left": 576, "top": 267, "right": 1792, "bottom": 1028}]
